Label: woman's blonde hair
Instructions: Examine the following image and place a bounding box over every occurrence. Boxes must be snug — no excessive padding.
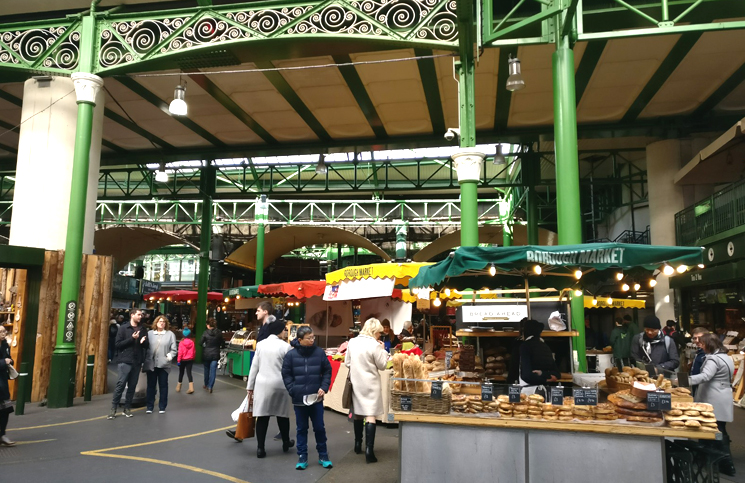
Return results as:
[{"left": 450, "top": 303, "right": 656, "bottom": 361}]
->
[
  {"left": 152, "top": 315, "right": 169, "bottom": 331},
  {"left": 360, "top": 318, "right": 384, "bottom": 338}
]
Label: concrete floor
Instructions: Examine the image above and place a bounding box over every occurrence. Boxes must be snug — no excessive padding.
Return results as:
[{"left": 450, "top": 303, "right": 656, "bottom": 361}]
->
[
  {"left": 0, "top": 364, "right": 400, "bottom": 483},
  {"left": 3, "top": 364, "right": 745, "bottom": 482}
]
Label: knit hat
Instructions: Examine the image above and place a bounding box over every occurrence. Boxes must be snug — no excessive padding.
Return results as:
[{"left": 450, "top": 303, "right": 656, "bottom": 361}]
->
[
  {"left": 183, "top": 328, "right": 191, "bottom": 337},
  {"left": 266, "top": 320, "right": 286, "bottom": 336},
  {"left": 643, "top": 315, "right": 661, "bottom": 330}
]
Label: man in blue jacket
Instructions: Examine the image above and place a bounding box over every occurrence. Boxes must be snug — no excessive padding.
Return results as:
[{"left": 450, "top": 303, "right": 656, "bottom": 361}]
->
[{"left": 282, "top": 326, "right": 333, "bottom": 470}]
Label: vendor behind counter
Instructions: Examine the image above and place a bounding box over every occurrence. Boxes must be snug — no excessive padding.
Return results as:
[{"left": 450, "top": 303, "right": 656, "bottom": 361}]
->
[{"left": 519, "top": 319, "right": 560, "bottom": 387}]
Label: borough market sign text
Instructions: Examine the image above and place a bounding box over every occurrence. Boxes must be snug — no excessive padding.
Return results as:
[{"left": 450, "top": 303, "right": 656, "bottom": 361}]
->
[{"left": 526, "top": 248, "right": 626, "bottom": 266}]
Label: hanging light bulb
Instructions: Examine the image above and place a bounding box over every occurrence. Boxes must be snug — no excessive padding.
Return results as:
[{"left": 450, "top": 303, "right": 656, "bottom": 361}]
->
[
  {"left": 649, "top": 279, "right": 657, "bottom": 287},
  {"left": 607, "top": 297, "right": 613, "bottom": 304},
  {"left": 155, "top": 161, "right": 168, "bottom": 182},
  {"left": 169, "top": 84, "right": 187, "bottom": 116},
  {"left": 533, "top": 265, "right": 542, "bottom": 275},
  {"left": 505, "top": 54, "right": 525, "bottom": 92},
  {"left": 187, "top": 299, "right": 192, "bottom": 304},
  {"left": 592, "top": 297, "right": 598, "bottom": 306},
  {"left": 676, "top": 265, "right": 688, "bottom": 274},
  {"left": 444, "top": 288, "right": 451, "bottom": 297},
  {"left": 224, "top": 297, "right": 230, "bottom": 303},
  {"left": 615, "top": 272, "right": 624, "bottom": 281},
  {"left": 489, "top": 264, "right": 496, "bottom": 276},
  {"left": 493, "top": 144, "right": 506, "bottom": 165},
  {"left": 574, "top": 269, "right": 582, "bottom": 280},
  {"left": 697, "top": 263, "right": 705, "bottom": 269},
  {"left": 315, "top": 154, "right": 328, "bottom": 175},
  {"left": 574, "top": 289, "right": 583, "bottom": 297},
  {"left": 433, "top": 297, "right": 442, "bottom": 307},
  {"left": 662, "top": 264, "right": 675, "bottom": 276},
  {"left": 236, "top": 295, "right": 241, "bottom": 300},
  {"left": 621, "top": 283, "right": 629, "bottom": 292},
  {"left": 633, "top": 283, "right": 641, "bottom": 291}
]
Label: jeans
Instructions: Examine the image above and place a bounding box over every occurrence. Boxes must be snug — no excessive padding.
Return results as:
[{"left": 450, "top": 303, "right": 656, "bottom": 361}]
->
[
  {"left": 294, "top": 402, "right": 327, "bottom": 457},
  {"left": 111, "top": 363, "right": 142, "bottom": 409},
  {"left": 146, "top": 367, "right": 169, "bottom": 411},
  {"left": 203, "top": 360, "right": 218, "bottom": 389}
]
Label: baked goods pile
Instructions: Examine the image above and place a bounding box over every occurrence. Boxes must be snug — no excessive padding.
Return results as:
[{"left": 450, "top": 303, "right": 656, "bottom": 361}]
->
[
  {"left": 451, "top": 394, "right": 500, "bottom": 414},
  {"left": 392, "top": 353, "right": 430, "bottom": 393},
  {"left": 483, "top": 346, "right": 509, "bottom": 378},
  {"left": 607, "top": 389, "right": 663, "bottom": 423},
  {"left": 605, "top": 366, "right": 673, "bottom": 390},
  {"left": 663, "top": 402, "right": 719, "bottom": 433}
]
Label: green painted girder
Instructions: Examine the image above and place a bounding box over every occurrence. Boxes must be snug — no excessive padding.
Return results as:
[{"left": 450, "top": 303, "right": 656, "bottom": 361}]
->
[
  {"left": 187, "top": 72, "right": 276, "bottom": 144},
  {"left": 102, "top": 108, "right": 175, "bottom": 150},
  {"left": 255, "top": 60, "right": 331, "bottom": 142},
  {"left": 332, "top": 54, "right": 387, "bottom": 139},
  {"left": 102, "top": 139, "right": 128, "bottom": 153},
  {"left": 574, "top": 40, "right": 607, "bottom": 106},
  {"left": 116, "top": 76, "right": 226, "bottom": 146},
  {"left": 414, "top": 48, "right": 446, "bottom": 136}
]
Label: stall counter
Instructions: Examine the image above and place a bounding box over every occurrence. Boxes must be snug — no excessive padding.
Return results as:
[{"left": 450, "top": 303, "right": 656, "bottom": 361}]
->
[{"left": 395, "top": 412, "right": 718, "bottom": 483}]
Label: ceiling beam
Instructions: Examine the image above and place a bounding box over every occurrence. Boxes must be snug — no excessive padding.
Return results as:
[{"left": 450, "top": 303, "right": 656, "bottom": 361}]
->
[
  {"left": 116, "top": 77, "right": 227, "bottom": 147},
  {"left": 332, "top": 54, "right": 388, "bottom": 139},
  {"left": 574, "top": 40, "right": 607, "bottom": 106},
  {"left": 494, "top": 46, "right": 517, "bottom": 131},
  {"left": 691, "top": 61, "right": 745, "bottom": 118},
  {"left": 101, "top": 139, "right": 128, "bottom": 153},
  {"left": 0, "top": 142, "right": 17, "bottom": 155},
  {"left": 621, "top": 32, "right": 703, "bottom": 122},
  {"left": 414, "top": 48, "right": 446, "bottom": 136},
  {"left": 254, "top": 61, "right": 332, "bottom": 142},
  {"left": 187, "top": 72, "right": 277, "bottom": 145}
]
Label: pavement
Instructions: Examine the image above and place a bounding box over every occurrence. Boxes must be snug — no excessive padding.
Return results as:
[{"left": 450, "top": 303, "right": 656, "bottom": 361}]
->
[{"left": 0, "top": 363, "right": 400, "bottom": 483}]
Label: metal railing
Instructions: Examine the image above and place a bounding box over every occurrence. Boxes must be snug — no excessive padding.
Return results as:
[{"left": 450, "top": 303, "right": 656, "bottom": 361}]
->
[
  {"left": 587, "top": 227, "right": 650, "bottom": 245},
  {"left": 675, "top": 179, "right": 745, "bottom": 246}
]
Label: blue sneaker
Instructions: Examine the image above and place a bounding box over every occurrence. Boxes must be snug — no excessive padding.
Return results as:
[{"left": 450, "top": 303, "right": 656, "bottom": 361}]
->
[
  {"left": 296, "top": 455, "right": 308, "bottom": 470},
  {"left": 318, "top": 454, "right": 333, "bottom": 468}
]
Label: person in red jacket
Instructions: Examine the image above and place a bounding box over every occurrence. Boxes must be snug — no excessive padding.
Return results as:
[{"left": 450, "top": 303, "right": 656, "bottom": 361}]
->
[{"left": 177, "top": 328, "right": 196, "bottom": 394}]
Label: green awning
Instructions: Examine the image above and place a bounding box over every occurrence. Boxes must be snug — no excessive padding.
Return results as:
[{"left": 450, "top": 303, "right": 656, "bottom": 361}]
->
[
  {"left": 223, "top": 285, "right": 261, "bottom": 299},
  {"left": 409, "top": 243, "right": 703, "bottom": 288}
]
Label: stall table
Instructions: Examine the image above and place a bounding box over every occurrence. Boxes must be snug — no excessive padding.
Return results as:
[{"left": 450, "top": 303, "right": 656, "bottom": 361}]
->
[{"left": 395, "top": 412, "right": 719, "bottom": 483}]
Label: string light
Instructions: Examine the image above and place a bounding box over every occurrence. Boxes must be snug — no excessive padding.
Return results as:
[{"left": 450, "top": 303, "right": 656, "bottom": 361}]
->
[
  {"left": 533, "top": 265, "right": 542, "bottom": 275},
  {"left": 621, "top": 284, "right": 629, "bottom": 292},
  {"left": 224, "top": 297, "right": 230, "bottom": 303},
  {"left": 574, "top": 269, "right": 582, "bottom": 280},
  {"left": 607, "top": 297, "right": 613, "bottom": 304},
  {"left": 615, "top": 272, "right": 623, "bottom": 281},
  {"left": 662, "top": 264, "right": 675, "bottom": 276},
  {"left": 676, "top": 265, "right": 688, "bottom": 274},
  {"left": 633, "top": 283, "right": 641, "bottom": 291},
  {"left": 574, "top": 289, "right": 583, "bottom": 297},
  {"left": 649, "top": 279, "right": 657, "bottom": 287},
  {"left": 433, "top": 297, "right": 442, "bottom": 307},
  {"left": 592, "top": 297, "right": 598, "bottom": 306},
  {"left": 489, "top": 264, "right": 496, "bottom": 276},
  {"left": 697, "top": 264, "right": 705, "bottom": 269}
]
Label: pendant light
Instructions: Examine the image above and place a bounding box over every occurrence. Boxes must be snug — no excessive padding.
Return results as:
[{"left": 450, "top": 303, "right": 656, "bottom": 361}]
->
[
  {"left": 155, "top": 161, "right": 168, "bottom": 182},
  {"left": 493, "top": 144, "right": 506, "bottom": 165},
  {"left": 169, "top": 83, "right": 187, "bottom": 116},
  {"left": 315, "top": 154, "right": 328, "bottom": 175},
  {"left": 505, "top": 54, "right": 525, "bottom": 92}
]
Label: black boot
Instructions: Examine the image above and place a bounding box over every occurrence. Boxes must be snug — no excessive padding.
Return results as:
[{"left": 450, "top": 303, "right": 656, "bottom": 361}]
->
[
  {"left": 354, "top": 419, "right": 364, "bottom": 454},
  {"left": 719, "top": 434, "right": 736, "bottom": 477},
  {"left": 365, "top": 423, "right": 378, "bottom": 463}
]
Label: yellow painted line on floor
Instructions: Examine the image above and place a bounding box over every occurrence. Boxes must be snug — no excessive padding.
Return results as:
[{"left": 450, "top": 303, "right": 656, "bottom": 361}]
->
[
  {"left": 8, "top": 407, "right": 144, "bottom": 431},
  {"left": 82, "top": 425, "right": 248, "bottom": 483},
  {"left": 15, "top": 438, "right": 56, "bottom": 445}
]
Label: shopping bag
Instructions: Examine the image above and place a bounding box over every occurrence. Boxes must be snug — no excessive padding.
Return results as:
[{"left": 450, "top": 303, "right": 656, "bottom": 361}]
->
[
  {"left": 235, "top": 396, "right": 255, "bottom": 440},
  {"left": 231, "top": 396, "right": 249, "bottom": 423},
  {"left": 341, "top": 372, "right": 353, "bottom": 410},
  {"left": 7, "top": 365, "right": 18, "bottom": 380}
]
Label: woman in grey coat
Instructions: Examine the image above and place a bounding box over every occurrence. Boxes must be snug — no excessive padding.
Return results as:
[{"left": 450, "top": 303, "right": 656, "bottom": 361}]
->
[
  {"left": 143, "top": 315, "right": 177, "bottom": 414},
  {"left": 247, "top": 320, "right": 294, "bottom": 458},
  {"left": 690, "top": 332, "right": 735, "bottom": 476}
]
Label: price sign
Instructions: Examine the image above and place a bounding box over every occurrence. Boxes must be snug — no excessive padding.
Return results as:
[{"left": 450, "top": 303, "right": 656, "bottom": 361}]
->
[
  {"left": 550, "top": 386, "right": 564, "bottom": 406},
  {"left": 481, "top": 382, "right": 493, "bottom": 402},
  {"left": 445, "top": 351, "right": 453, "bottom": 370},
  {"left": 508, "top": 385, "right": 522, "bottom": 403},
  {"left": 647, "top": 391, "right": 672, "bottom": 411},
  {"left": 573, "top": 388, "right": 598, "bottom": 406},
  {"left": 400, "top": 396, "right": 413, "bottom": 411},
  {"left": 431, "top": 381, "right": 443, "bottom": 400}
]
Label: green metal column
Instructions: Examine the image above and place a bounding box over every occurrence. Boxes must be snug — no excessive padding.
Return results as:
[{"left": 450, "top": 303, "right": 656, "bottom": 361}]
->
[
  {"left": 453, "top": 0, "right": 481, "bottom": 248},
  {"left": 525, "top": 153, "right": 540, "bottom": 245},
  {"left": 396, "top": 223, "right": 408, "bottom": 261},
  {"left": 48, "top": 12, "right": 104, "bottom": 408},
  {"left": 553, "top": 28, "right": 586, "bottom": 372},
  {"left": 194, "top": 164, "right": 215, "bottom": 363},
  {"left": 255, "top": 195, "right": 268, "bottom": 284},
  {"left": 502, "top": 223, "right": 513, "bottom": 247}
]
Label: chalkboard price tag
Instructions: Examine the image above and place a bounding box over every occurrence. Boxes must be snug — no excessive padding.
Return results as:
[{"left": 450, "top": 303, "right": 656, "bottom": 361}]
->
[
  {"left": 647, "top": 391, "right": 672, "bottom": 411},
  {"left": 400, "top": 396, "right": 413, "bottom": 411},
  {"left": 481, "top": 382, "right": 493, "bottom": 402},
  {"left": 445, "top": 351, "right": 453, "bottom": 370},
  {"left": 509, "top": 385, "right": 522, "bottom": 403},
  {"left": 573, "top": 388, "right": 598, "bottom": 406},
  {"left": 550, "top": 386, "right": 564, "bottom": 406},
  {"left": 431, "top": 381, "right": 443, "bottom": 400}
]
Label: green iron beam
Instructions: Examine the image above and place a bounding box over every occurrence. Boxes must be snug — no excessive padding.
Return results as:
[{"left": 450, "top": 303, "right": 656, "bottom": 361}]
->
[
  {"left": 101, "top": 139, "right": 127, "bottom": 153},
  {"left": 574, "top": 40, "right": 607, "bottom": 106},
  {"left": 332, "top": 54, "right": 387, "bottom": 139},
  {"left": 116, "top": 76, "right": 226, "bottom": 146},
  {"left": 414, "top": 48, "right": 446, "bottom": 136},
  {"left": 255, "top": 61, "right": 332, "bottom": 142},
  {"left": 188, "top": 72, "right": 277, "bottom": 145},
  {"left": 494, "top": 46, "right": 518, "bottom": 131},
  {"left": 691, "top": 61, "right": 745, "bottom": 118},
  {"left": 622, "top": 32, "right": 703, "bottom": 122},
  {"left": 102, "top": 108, "right": 175, "bottom": 150}
]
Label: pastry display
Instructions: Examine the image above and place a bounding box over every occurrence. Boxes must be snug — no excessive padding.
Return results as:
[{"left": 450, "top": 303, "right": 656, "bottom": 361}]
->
[
  {"left": 392, "top": 353, "right": 431, "bottom": 393},
  {"left": 663, "top": 402, "right": 718, "bottom": 432},
  {"left": 451, "top": 394, "right": 500, "bottom": 414}
]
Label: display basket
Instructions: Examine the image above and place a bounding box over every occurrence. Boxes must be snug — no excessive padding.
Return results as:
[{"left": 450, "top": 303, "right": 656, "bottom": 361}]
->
[{"left": 392, "top": 389, "right": 451, "bottom": 414}]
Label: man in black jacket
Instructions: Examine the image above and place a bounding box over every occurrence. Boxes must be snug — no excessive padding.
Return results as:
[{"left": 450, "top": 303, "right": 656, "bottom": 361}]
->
[
  {"left": 109, "top": 309, "right": 149, "bottom": 419},
  {"left": 256, "top": 301, "right": 274, "bottom": 343}
]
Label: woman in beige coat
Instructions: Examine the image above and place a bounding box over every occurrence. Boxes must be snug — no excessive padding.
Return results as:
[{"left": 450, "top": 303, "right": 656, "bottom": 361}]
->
[{"left": 345, "top": 318, "right": 388, "bottom": 463}]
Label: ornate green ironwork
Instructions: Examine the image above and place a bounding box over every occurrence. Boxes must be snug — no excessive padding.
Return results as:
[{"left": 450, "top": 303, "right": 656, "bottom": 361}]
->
[{"left": 0, "top": 19, "right": 82, "bottom": 74}]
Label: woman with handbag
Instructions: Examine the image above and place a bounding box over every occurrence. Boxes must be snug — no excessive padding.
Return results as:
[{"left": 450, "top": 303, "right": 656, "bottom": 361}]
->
[
  {"left": 690, "top": 332, "right": 736, "bottom": 476},
  {"left": 143, "top": 315, "right": 178, "bottom": 414},
  {"left": 345, "top": 318, "right": 389, "bottom": 463},
  {"left": 246, "top": 320, "right": 295, "bottom": 458},
  {"left": 0, "top": 325, "right": 15, "bottom": 446}
]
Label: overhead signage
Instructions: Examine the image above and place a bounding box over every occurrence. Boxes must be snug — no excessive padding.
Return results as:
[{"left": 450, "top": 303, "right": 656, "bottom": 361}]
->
[
  {"left": 526, "top": 247, "right": 626, "bottom": 266},
  {"left": 323, "top": 277, "right": 395, "bottom": 301},
  {"left": 460, "top": 305, "right": 528, "bottom": 323}
]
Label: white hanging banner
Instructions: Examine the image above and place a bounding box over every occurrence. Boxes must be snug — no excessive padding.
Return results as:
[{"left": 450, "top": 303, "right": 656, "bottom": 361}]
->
[{"left": 323, "top": 277, "right": 396, "bottom": 302}]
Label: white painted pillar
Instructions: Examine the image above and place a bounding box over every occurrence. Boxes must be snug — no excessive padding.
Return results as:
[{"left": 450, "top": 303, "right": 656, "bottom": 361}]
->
[
  {"left": 646, "top": 139, "right": 686, "bottom": 322},
  {"left": 9, "top": 76, "right": 103, "bottom": 253}
]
